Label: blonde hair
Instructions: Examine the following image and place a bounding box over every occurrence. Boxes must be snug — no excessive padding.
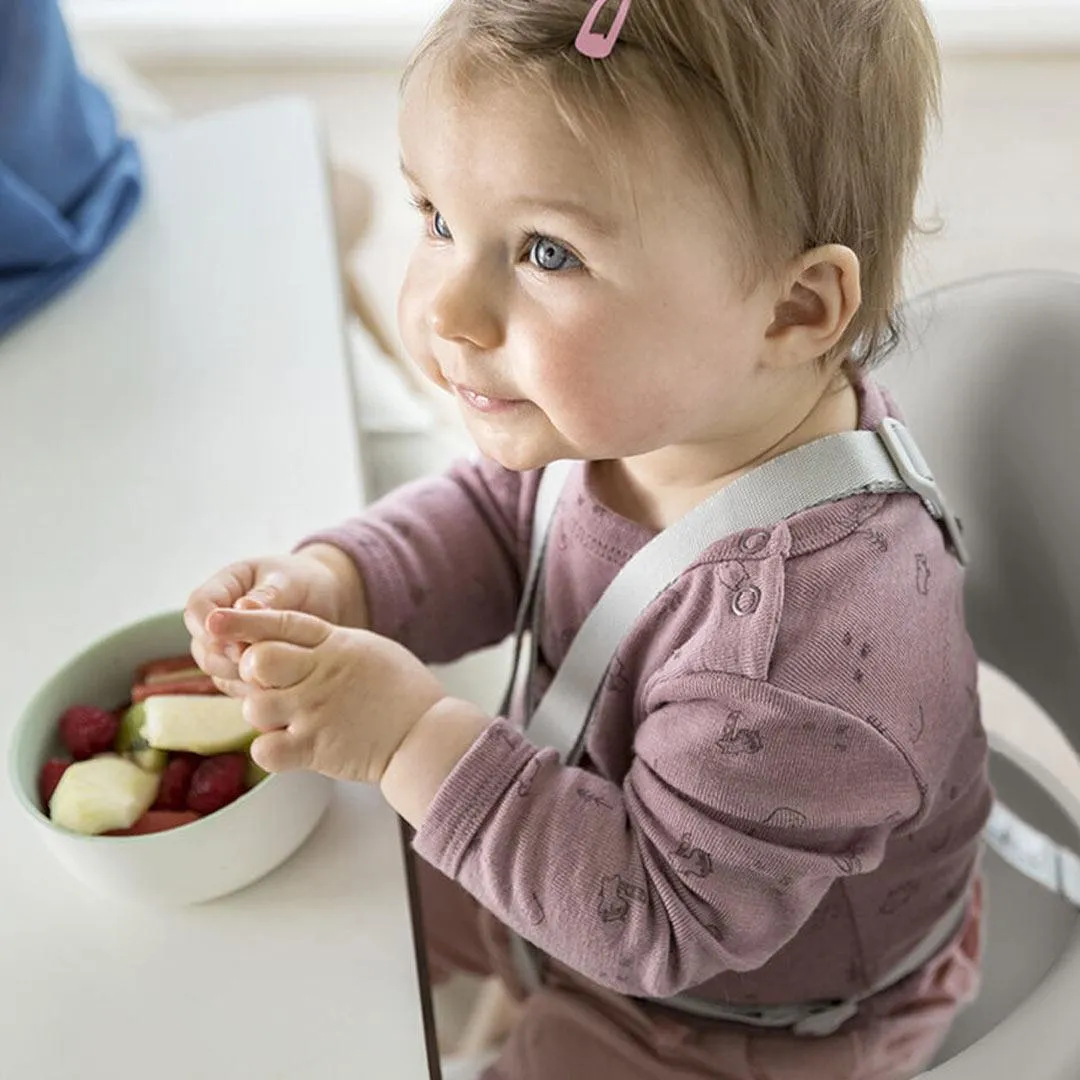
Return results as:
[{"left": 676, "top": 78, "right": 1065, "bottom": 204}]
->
[{"left": 404, "top": 0, "right": 941, "bottom": 370}]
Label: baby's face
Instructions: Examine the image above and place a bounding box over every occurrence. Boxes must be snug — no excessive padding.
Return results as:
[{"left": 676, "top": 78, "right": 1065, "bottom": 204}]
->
[{"left": 397, "top": 65, "right": 780, "bottom": 474}]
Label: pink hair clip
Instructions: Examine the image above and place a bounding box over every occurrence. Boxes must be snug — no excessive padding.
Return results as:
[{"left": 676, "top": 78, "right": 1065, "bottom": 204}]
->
[{"left": 575, "top": 0, "right": 632, "bottom": 60}]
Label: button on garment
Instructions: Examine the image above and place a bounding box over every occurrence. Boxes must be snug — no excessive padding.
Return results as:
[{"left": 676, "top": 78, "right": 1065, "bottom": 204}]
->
[
  {"left": 732, "top": 586, "right": 761, "bottom": 616},
  {"left": 740, "top": 530, "right": 771, "bottom": 554}
]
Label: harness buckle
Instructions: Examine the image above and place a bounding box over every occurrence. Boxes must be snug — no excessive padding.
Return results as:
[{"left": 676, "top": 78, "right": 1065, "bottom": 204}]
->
[
  {"left": 878, "top": 418, "right": 970, "bottom": 567},
  {"left": 792, "top": 999, "right": 860, "bottom": 1037}
]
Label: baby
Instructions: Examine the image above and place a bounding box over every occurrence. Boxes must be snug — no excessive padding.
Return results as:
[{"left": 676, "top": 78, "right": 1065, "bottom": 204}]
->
[{"left": 186, "top": 2, "right": 991, "bottom": 1077}]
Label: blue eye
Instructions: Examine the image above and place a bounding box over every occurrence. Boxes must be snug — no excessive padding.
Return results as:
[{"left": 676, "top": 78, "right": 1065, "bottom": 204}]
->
[
  {"left": 529, "top": 236, "right": 581, "bottom": 272},
  {"left": 432, "top": 210, "right": 452, "bottom": 240}
]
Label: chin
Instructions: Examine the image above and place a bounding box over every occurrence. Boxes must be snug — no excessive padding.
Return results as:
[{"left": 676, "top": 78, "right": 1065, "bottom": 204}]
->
[
  {"left": 470, "top": 432, "right": 557, "bottom": 473},
  {"left": 461, "top": 406, "right": 582, "bottom": 473},
  {"left": 478, "top": 445, "right": 550, "bottom": 473}
]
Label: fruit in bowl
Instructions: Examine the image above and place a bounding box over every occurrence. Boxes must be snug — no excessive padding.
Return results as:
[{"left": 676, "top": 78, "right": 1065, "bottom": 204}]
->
[
  {"left": 40, "top": 655, "right": 268, "bottom": 837},
  {"left": 9, "top": 610, "right": 334, "bottom": 905}
]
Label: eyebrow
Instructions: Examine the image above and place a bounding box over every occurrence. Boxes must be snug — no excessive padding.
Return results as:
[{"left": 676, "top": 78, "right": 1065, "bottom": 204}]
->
[
  {"left": 399, "top": 158, "right": 620, "bottom": 239},
  {"left": 508, "top": 195, "right": 621, "bottom": 238}
]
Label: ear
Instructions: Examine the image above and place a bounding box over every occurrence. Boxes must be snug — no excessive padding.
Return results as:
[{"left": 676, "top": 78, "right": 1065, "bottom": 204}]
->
[{"left": 764, "top": 245, "right": 862, "bottom": 367}]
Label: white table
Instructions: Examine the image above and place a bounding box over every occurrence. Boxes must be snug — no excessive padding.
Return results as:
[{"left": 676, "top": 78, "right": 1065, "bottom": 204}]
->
[{"left": 0, "top": 99, "right": 433, "bottom": 1080}]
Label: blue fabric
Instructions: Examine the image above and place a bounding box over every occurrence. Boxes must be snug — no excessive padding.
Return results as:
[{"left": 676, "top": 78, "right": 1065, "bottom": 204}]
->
[{"left": 0, "top": 0, "right": 143, "bottom": 336}]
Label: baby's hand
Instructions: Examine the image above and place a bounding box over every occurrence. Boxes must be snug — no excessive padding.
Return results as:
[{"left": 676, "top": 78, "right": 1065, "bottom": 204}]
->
[
  {"left": 184, "top": 546, "right": 364, "bottom": 696},
  {"left": 205, "top": 607, "right": 445, "bottom": 785}
]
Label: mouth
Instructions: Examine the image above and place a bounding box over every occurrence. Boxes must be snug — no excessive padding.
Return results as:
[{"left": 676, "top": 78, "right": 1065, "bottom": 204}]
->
[{"left": 449, "top": 381, "right": 527, "bottom": 415}]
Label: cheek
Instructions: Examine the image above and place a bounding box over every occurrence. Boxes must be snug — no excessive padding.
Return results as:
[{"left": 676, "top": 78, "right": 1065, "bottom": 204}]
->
[
  {"left": 397, "top": 255, "right": 435, "bottom": 364},
  {"left": 517, "top": 303, "right": 608, "bottom": 396},
  {"left": 518, "top": 304, "right": 640, "bottom": 435}
]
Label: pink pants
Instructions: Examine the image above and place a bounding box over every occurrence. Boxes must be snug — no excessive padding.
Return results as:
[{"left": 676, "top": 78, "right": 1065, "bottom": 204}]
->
[{"left": 417, "top": 861, "right": 984, "bottom": 1080}]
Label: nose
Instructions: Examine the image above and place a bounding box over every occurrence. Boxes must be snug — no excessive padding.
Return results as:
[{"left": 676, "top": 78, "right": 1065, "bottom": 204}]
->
[{"left": 430, "top": 259, "right": 504, "bottom": 351}]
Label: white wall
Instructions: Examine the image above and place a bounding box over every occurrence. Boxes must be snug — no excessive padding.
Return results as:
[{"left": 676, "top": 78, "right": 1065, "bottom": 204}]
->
[
  {"left": 123, "top": 53, "right": 1080, "bottom": 350},
  {"left": 64, "top": 0, "right": 1080, "bottom": 62},
  {"left": 67, "top": 3, "right": 1080, "bottom": 342}
]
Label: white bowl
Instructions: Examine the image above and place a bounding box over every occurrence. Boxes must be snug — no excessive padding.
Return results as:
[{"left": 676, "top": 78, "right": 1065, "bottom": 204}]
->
[{"left": 8, "top": 609, "right": 334, "bottom": 905}]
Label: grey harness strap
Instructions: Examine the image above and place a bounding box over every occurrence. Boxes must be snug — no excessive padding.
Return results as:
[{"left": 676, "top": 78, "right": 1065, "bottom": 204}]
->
[
  {"left": 504, "top": 419, "right": 1080, "bottom": 1037},
  {"left": 524, "top": 419, "right": 965, "bottom": 760}
]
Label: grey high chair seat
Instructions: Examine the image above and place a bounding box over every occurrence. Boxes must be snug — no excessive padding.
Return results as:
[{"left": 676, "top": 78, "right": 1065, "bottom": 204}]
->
[{"left": 877, "top": 271, "right": 1080, "bottom": 1078}]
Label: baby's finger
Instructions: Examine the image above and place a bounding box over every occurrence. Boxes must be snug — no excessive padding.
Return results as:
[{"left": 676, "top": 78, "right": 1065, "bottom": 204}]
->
[
  {"left": 241, "top": 688, "right": 295, "bottom": 733},
  {"left": 189, "top": 635, "right": 241, "bottom": 683},
  {"left": 184, "top": 563, "right": 257, "bottom": 639},
  {"left": 250, "top": 729, "right": 310, "bottom": 774},
  {"left": 212, "top": 674, "right": 250, "bottom": 699},
  {"left": 239, "top": 641, "right": 315, "bottom": 690},
  {"left": 233, "top": 571, "right": 291, "bottom": 612},
  {"left": 207, "top": 607, "right": 331, "bottom": 649}
]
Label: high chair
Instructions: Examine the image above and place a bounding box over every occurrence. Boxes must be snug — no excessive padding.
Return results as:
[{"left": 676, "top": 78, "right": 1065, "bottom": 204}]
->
[{"left": 877, "top": 270, "right": 1080, "bottom": 1078}]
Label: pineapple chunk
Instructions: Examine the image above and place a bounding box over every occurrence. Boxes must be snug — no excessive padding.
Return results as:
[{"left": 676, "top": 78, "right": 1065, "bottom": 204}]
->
[
  {"left": 143, "top": 695, "right": 254, "bottom": 755},
  {"left": 49, "top": 754, "right": 160, "bottom": 835}
]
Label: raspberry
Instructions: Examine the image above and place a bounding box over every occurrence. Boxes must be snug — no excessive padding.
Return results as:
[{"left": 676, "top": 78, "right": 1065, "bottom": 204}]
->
[
  {"left": 153, "top": 754, "right": 200, "bottom": 811},
  {"left": 38, "top": 758, "right": 71, "bottom": 811},
  {"left": 59, "top": 705, "right": 120, "bottom": 760},
  {"left": 186, "top": 753, "right": 248, "bottom": 814},
  {"left": 106, "top": 810, "right": 201, "bottom": 836}
]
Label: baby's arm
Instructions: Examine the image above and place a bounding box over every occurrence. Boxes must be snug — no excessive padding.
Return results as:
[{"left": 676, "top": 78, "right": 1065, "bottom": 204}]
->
[
  {"left": 298, "top": 455, "right": 534, "bottom": 664},
  {"left": 382, "top": 673, "right": 922, "bottom": 999}
]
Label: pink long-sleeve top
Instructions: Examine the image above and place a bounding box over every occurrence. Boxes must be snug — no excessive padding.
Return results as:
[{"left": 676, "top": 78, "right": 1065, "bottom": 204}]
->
[{"left": 302, "top": 378, "right": 992, "bottom": 1006}]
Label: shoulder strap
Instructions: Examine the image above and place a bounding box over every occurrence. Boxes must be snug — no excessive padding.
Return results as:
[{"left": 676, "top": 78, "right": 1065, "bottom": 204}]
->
[
  {"left": 525, "top": 420, "right": 965, "bottom": 758},
  {"left": 518, "top": 422, "right": 1080, "bottom": 910},
  {"left": 497, "top": 460, "right": 576, "bottom": 719},
  {"left": 986, "top": 802, "right": 1080, "bottom": 906}
]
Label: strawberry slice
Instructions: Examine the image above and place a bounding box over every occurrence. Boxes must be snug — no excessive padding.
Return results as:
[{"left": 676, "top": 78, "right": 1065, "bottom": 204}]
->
[
  {"left": 59, "top": 705, "right": 120, "bottom": 760},
  {"left": 38, "top": 758, "right": 72, "bottom": 811},
  {"left": 141, "top": 666, "right": 204, "bottom": 687},
  {"left": 152, "top": 754, "right": 201, "bottom": 811},
  {"left": 187, "top": 754, "right": 248, "bottom": 814},
  {"left": 134, "top": 655, "right": 201, "bottom": 683},
  {"left": 131, "top": 676, "right": 219, "bottom": 703}
]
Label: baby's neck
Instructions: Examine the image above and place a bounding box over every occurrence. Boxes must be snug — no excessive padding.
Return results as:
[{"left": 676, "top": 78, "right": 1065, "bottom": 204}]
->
[{"left": 594, "top": 376, "right": 860, "bottom": 532}]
